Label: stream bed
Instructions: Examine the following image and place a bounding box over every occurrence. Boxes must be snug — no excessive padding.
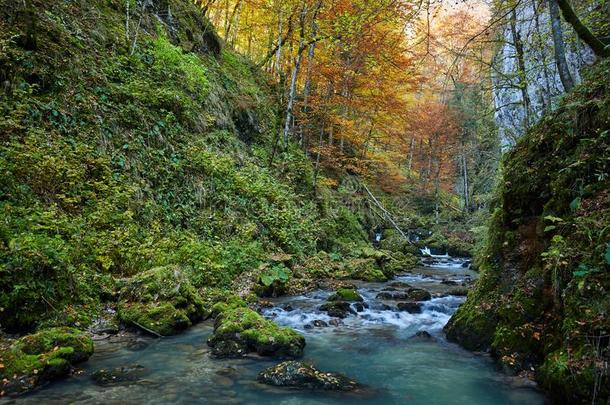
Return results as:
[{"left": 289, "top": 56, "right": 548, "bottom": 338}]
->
[{"left": 14, "top": 260, "right": 546, "bottom": 404}]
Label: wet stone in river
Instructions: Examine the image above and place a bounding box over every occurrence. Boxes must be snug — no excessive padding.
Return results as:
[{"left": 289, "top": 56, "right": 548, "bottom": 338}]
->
[
  {"left": 257, "top": 361, "right": 361, "bottom": 391},
  {"left": 91, "top": 364, "right": 146, "bottom": 386},
  {"left": 396, "top": 302, "right": 422, "bottom": 313},
  {"left": 319, "top": 301, "right": 355, "bottom": 318}
]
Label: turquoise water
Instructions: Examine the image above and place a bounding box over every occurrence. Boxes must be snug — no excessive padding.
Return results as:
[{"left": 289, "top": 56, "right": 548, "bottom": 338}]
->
[{"left": 15, "top": 266, "right": 546, "bottom": 404}]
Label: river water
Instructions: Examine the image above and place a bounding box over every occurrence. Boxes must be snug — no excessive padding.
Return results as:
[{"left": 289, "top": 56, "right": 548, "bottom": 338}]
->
[{"left": 15, "top": 260, "right": 546, "bottom": 404}]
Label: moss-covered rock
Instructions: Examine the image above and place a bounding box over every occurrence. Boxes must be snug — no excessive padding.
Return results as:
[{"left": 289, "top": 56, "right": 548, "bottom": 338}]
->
[
  {"left": 328, "top": 288, "right": 363, "bottom": 302},
  {"left": 0, "top": 327, "right": 93, "bottom": 396},
  {"left": 207, "top": 306, "right": 305, "bottom": 359},
  {"left": 383, "top": 252, "right": 418, "bottom": 275},
  {"left": 346, "top": 258, "right": 387, "bottom": 282},
  {"left": 117, "top": 266, "right": 206, "bottom": 336}
]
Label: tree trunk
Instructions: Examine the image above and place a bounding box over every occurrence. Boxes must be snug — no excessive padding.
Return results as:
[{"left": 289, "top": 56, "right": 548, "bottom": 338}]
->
[
  {"left": 547, "top": 0, "right": 575, "bottom": 91},
  {"left": 299, "top": 0, "right": 322, "bottom": 147},
  {"left": 274, "top": 10, "right": 284, "bottom": 75},
  {"left": 283, "top": 5, "right": 308, "bottom": 147},
  {"left": 407, "top": 138, "right": 415, "bottom": 174},
  {"left": 532, "top": 0, "right": 553, "bottom": 111},
  {"left": 510, "top": 9, "right": 532, "bottom": 129},
  {"left": 555, "top": 0, "right": 610, "bottom": 58},
  {"left": 22, "top": 0, "right": 37, "bottom": 50},
  {"left": 313, "top": 122, "right": 324, "bottom": 193},
  {"left": 461, "top": 152, "right": 470, "bottom": 211}
]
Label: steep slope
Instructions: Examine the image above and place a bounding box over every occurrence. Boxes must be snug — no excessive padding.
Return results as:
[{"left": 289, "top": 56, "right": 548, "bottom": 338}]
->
[
  {"left": 0, "top": 0, "right": 372, "bottom": 333},
  {"left": 445, "top": 59, "right": 610, "bottom": 404}
]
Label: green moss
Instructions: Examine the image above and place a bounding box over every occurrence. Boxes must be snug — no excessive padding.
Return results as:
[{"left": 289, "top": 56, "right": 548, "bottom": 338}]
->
[
  {"left": 0, "top": 327, "right": 93, "bottom": 395},
  {"left": 210, "top": 294, "right": 247, "bottom": 317},
  {"left": 208, "top": 306, "right": 305, "bottom": 358},
  {"left": 328, "top": 288, "right": 363, "bottom": 302},
  {"left": 384, "top": 252, "right": 418, "bottom": 275},
  {"left": 117, "top": 266, "right": 206, "bottom": 335},
  {"left": 17, "top": 327, "right": 93, "bottom": 361},
  {"left": 346, "top": 258, "right": 387, "bottom": 282},
  {"left": 118, "top": 302, "right": 191, "bottom": 336}
]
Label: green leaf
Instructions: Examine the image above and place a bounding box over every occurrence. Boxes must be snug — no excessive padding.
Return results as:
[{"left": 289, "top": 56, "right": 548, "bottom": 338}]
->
[
  {"left": 259, "top": 265, "right": 290, "bottom": 286},
  {"left": 544, "top": 225, "right": 556, "bottom": 233},
  {"left": 544, "top": 215, "right": 564, "bottom": 223},
  {"left": 260, "top": 273, "right": 275, "bottom": 287},
  {"left": 569, "top": 197, "right": 581, "bottom": 212},
  {"left": 605, "top": 243, "right": 610, "bottom": 264}
]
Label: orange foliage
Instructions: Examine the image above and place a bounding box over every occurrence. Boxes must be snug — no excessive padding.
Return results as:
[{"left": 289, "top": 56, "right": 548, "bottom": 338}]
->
[{"left": 197, "top": 0, "right": 490, "bottom": 196}]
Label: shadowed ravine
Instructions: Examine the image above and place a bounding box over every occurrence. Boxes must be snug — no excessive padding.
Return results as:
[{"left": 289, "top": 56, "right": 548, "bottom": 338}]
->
[{"left": 18, "top": 259, "right": 546, "bottom": 404}]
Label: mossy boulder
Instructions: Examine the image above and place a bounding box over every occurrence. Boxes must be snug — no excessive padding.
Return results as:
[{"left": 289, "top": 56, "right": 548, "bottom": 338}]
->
[
  {"left": 357, "top": 247, "right": 390, "bottom": 264},
  {"left": 209, "top": 295, "right": 248, "bottom": 318},
  {"left": 117, "top": 266, "right": 206, "bottom": 336},
  {"left": 207, "top": 307, "right": 305, "bottom": 359},
  {"left": 384, "top": 252, "right": 419, "bottom": 275},
  {"left": 0, "top": 327, "right": 93, "bottom": 396},
  {"left": 346, "top": 258, "right": 387, "bottom": 282},
  {"left": 258, "top": 361, "right": 361, "bottom": 391},
  {"left": 328, "top": 288, "right": 363, "bottom": 302}
]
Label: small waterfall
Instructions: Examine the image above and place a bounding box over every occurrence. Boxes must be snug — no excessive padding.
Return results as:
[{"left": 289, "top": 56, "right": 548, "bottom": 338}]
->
[{"left": 420, "top": 246, "right": 471, "bottom": 269}]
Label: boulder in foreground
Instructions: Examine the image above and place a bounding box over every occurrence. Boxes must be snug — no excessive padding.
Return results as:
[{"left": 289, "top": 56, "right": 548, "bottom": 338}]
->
[{"left": 257, "top": 361, "right": 361, "bottom": 391}]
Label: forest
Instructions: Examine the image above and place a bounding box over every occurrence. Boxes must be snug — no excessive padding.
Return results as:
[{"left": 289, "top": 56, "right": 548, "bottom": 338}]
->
[{"left": 0, "top": 0, "right": 608, "bottom": 403}]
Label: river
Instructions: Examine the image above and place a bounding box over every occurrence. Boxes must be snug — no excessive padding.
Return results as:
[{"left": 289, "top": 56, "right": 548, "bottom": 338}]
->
[{"left": 15, "top": 258, "right": 546, "bottom": 404}]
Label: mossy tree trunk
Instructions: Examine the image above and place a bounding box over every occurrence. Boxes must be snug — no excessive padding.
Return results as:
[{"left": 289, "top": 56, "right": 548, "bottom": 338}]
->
[{"left": 555, "top": 0, "right": 610, "bottom": 58}]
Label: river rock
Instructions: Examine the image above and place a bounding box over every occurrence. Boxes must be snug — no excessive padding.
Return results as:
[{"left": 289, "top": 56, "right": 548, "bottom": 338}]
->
[
  {"left": 376, "top": 292, "right": 407, "bottom": 300},
  {"left": 319, "top": 302, "right": 355, "bottom": 318},
  {"left": 410, "top": 331, "right": 434, "bottom": 341},
  {"left": 353, "top": 303, "right": 365, "bottom": 312},
  {"left": 448, "top": 287, "right": 469, "bottom": 296},
  {"left": 312, "top": 320, "right": 329, "bottom": 328},
  {"left": 376, "top": 288, "right": 431, "bottom": 302},
  {"left": 407, "top": 288, "right": 432, "bottom": 301},
  {"left": 328, "top": 319, "right": 343, "bottom": 327},
  {"left": 388, "top": 282, "right": 413, "bottom": 289},
  {"left": 257, "top": 361, "right": 361, "bottom": 391},
  {"left": 92, "top": 365, "right": 146, "bottom": 386},
  {"left": 396, "top": 302, "right": 422, "bottom": 313}
]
